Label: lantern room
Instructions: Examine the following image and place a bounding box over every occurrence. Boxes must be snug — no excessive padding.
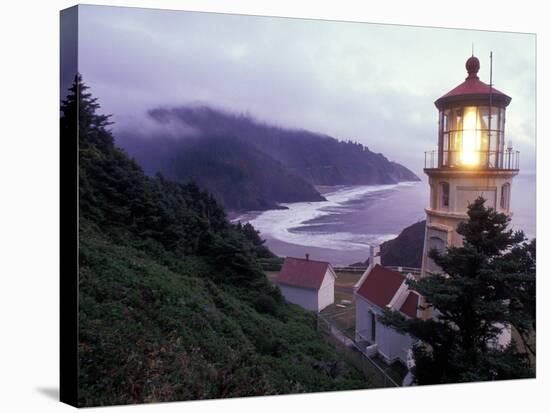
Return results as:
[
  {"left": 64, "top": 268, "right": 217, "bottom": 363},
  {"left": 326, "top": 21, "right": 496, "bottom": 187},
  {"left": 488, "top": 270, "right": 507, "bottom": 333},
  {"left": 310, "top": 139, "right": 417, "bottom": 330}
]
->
[{"left": 425, "top": 55, "right": 519, "bottom": 171}]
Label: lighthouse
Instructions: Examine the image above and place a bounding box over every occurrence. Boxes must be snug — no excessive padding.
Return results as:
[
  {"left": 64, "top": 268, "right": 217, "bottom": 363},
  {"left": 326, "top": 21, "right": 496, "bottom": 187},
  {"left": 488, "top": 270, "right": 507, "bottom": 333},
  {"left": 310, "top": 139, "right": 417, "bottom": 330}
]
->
[{"left": 420, "top": 55, "right": 520, "bottom": 279}]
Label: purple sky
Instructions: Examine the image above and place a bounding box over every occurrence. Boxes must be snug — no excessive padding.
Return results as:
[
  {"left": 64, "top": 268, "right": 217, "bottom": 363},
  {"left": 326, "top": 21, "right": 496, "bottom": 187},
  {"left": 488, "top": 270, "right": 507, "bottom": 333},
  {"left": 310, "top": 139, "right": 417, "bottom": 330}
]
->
[{"left": 74, "top": 4, "right": 536, "bottom": 176}]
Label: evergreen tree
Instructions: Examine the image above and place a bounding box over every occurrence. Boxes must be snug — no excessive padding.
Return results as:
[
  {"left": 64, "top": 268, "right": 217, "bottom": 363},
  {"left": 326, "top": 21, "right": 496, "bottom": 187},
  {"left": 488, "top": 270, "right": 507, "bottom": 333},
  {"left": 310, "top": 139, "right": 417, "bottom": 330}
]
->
[
  {"left": 61, "top": 73, "right": 113, "bottom": 148},
  {"left": 381, "top": 197, "right": 535, "bottom": 384},
  {"left": 235, "top": 222, "right": 274, "bottom": 259}
]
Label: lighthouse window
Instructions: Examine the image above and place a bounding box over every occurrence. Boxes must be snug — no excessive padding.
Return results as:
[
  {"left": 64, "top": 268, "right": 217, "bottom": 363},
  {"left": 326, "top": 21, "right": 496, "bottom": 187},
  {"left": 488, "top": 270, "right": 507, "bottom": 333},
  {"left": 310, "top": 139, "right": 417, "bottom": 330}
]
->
[
  {"left": 501, "top": 183, "right": 511, "bottom": 209},
  {"left": 440, "top": 106, "right": 505, "bottom": 168},
  {"left": 499, "top": 108, "right": 506, "bottom": 131},
  {"left": 440, "top": 182, "right": 450, "bottom": 208}
]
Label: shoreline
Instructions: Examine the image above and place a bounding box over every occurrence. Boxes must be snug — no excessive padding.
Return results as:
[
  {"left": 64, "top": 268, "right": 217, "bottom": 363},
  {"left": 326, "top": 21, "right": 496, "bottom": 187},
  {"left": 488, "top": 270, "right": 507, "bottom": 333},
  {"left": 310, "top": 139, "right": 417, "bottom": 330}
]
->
[
  {"left": 229, "top": 180, "right": 422, "bottom": 223},
  {"left": 230, "top": 181, "right": 423, "bottom": 266}
]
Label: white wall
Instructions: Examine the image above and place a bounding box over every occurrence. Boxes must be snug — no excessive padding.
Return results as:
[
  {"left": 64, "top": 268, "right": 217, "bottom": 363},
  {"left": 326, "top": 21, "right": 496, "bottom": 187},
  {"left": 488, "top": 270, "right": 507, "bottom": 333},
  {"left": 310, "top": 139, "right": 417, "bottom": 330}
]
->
[
  {"left": 279, "top": 284, "right": 319, "bottom": 312},
  {"left": 376, "top": 317, "right": 413, "bottom": 363},
  {"left": 317, "top": 269, "right": 335, "bottom": 311},
  {"left": 430, "top": 175, "right": 515, "bottom": 216},
  {"left": 279, "top": 269, "right": 335, "bottom": 312},
  {"left": 355, "top": 296, "right": 413, "bottom": 364},
  {"left": 355, "top": 295, "right": 370, "bottom": 340}
]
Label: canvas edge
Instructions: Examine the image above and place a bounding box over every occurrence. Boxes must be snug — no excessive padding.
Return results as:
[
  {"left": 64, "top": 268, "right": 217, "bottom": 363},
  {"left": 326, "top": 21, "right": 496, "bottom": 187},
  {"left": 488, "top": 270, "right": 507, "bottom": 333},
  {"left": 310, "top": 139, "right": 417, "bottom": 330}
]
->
[{"left": 60, "top": 4, "right": 79, "bottom": 408}]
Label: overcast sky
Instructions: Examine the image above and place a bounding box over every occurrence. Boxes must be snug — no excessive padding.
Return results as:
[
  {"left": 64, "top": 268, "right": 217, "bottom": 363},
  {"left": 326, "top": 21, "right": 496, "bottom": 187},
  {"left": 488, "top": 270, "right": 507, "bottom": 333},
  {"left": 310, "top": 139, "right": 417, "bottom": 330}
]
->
[{"left": 74, "top": 4, "right": 536, "bottom": 175}]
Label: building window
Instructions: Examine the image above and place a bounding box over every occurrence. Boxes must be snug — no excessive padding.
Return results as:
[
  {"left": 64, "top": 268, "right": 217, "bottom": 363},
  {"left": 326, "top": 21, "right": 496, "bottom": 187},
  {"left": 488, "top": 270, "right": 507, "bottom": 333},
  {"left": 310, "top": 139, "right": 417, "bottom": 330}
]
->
[
  {"left": 501, "top": 183, "right": 511, "bottom": 209},
  {"left": 430, "top": 184, "right": 436, "bottom": 209},
  {"left": 369, "top": 311, "right": 376, "bottom": 342},
  {"left": 440, "top": 182, "right": 450, "bottom": 208}
]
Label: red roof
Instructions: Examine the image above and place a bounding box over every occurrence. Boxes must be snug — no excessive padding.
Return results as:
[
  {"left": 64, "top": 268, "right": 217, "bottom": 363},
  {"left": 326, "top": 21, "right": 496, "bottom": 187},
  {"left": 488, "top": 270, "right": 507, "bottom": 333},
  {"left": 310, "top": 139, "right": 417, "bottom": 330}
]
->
[
  {"left": 399, "top": 291, "right": 419, "bottom": 319},
  {"left": 356, "top": 265, "right": 405, "bottom": 309},
  {"left": 440, "top": 78, "right": 507, "bottom": 99},
  {"left": 277, "top": 257, "right": 332, "bottom": 290},
  {"left": 435, "top": 55, "right": 511, "bottom": 109}
]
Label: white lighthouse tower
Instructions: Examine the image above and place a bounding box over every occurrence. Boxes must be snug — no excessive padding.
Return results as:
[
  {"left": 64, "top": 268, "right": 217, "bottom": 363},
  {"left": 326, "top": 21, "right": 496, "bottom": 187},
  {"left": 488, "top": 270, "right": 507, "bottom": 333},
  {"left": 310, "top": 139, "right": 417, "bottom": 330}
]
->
[{"left": 420, "top": 55, "right": 520, "bottom": 279}]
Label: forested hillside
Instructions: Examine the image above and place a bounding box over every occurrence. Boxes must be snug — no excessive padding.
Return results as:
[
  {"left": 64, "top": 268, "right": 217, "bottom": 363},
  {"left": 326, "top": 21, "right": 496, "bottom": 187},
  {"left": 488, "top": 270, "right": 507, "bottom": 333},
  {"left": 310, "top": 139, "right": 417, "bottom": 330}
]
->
[
  {"left": 353, "top": 221, "right": 426, "bottom": 268},
  {"left": 380, "top": 220, "right": 426, "bottom": 268},
  {"left": 162, "top": 136, "right": 325, "bottom": 211},
  {"left": 63, "top": 75, "right": 372, "bottom": 406},
  {"left": 117, "top": 105, "right": 419, "bottom": 211}
]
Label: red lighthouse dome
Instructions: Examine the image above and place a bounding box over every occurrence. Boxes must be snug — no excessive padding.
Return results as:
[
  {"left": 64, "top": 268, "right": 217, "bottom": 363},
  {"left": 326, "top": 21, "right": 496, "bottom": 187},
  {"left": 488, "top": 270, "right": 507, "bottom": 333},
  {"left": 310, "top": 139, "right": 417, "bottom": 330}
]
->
[{"left": 435, "top": 55, "right": 511, "bottom": 110}]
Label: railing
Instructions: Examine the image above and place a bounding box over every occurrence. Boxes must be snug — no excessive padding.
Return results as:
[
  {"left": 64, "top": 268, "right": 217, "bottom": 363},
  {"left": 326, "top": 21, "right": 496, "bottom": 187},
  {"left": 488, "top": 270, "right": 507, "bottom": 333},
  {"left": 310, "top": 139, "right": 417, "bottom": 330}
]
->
[
  {"left": 386, "top": 266, "right": 422, "bottom": 277},
  {"left": 334, "top": 266, "right": 421, "bottom": 277},
  {"left": 424, "top": 149, "right": 520, "bottom": 170},
  {"left": 333, "top": 266, "right": 368, "bottom": 273}
]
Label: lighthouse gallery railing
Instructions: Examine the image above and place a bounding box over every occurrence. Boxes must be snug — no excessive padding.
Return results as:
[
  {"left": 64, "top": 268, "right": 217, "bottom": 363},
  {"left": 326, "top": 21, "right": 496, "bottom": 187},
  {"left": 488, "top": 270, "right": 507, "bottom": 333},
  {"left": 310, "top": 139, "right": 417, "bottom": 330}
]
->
[{"left": 424, "top": 150, "right": 520, "bottom": 170}]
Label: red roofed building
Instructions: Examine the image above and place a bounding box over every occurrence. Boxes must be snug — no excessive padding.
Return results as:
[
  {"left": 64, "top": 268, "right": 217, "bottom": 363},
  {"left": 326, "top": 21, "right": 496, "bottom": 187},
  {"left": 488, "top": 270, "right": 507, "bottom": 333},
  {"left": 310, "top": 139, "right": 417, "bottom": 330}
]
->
[
  {"left": 354, "top": 246, "right": 419, "bottom": 364},
  {"left": 277, "top": 254, "right": 336, "bottom": 312}
]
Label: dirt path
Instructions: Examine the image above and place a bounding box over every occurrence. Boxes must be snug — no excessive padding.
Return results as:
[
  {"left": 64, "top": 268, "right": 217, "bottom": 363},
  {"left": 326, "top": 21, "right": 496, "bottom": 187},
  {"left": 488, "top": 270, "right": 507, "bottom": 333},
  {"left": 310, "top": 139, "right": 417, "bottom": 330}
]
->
[{"left": 335, "top": 285, "right": 354, "bottom": 294}]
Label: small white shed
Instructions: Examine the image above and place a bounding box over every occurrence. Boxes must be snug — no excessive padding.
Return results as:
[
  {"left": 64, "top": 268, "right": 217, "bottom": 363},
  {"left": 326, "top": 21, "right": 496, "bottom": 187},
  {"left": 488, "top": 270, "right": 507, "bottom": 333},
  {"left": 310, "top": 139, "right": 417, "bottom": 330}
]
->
[{"left": 276, "top": 255, "right": 336, "bottom": 312}]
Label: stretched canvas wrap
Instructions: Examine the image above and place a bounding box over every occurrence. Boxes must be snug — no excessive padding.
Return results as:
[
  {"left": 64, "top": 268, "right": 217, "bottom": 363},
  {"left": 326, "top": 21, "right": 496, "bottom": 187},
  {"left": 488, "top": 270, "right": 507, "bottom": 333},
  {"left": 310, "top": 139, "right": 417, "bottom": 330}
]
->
[{"left": 60, "top": 4, "right": 537, "bottom": 407}]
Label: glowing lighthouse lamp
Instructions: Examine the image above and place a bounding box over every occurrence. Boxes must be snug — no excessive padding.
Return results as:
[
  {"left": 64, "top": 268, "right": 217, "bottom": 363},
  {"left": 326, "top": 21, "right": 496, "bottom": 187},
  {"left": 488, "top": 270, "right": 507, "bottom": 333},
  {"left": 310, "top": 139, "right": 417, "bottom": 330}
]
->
[{"left": 461, "top": 105, "right": 483, "bottom": 166}]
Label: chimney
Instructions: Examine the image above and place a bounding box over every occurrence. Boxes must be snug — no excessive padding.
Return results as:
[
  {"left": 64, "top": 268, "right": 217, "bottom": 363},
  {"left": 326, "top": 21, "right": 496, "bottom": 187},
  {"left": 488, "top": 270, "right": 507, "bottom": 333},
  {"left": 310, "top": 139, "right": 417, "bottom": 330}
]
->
[
  {"left": 305, "top": 253, "right": 310, "bottom": 261},
  {"left": 369, "top": 245, "right": 381, "bottom": 267}
]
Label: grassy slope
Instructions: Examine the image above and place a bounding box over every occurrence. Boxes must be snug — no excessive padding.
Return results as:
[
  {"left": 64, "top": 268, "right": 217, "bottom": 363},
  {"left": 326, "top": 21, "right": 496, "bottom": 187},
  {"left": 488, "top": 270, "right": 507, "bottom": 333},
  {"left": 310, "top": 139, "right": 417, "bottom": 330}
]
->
[{"left": 79, "top": 223, "right": 371, "bottom": 406}]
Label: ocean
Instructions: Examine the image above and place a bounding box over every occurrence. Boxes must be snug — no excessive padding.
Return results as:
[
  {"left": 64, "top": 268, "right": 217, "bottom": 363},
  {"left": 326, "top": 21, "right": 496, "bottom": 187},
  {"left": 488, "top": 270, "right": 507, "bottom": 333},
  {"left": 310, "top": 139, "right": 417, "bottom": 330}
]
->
[{"left": 234, "top": 173, "right": 536, "bottom": 266}]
